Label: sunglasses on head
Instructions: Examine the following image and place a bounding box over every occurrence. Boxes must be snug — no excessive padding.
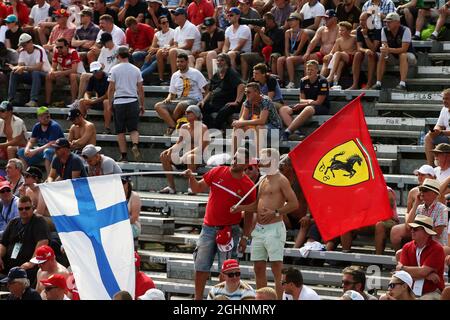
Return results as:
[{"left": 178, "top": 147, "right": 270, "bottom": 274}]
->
[
  {"left": 18, "top": 206, "right": 32, "bottom": 211},
  {"left": 0, "top": 188, "right": 11, "bottom": 193},
  {"left": 225, "top": 271, "right": 240, "bottom": 278}
]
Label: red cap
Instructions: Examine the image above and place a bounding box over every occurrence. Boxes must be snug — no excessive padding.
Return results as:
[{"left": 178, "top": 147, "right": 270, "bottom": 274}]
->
[
  {"left": 40, "top": 274, "right": 68, "bottom": 291},
  {"left": 0, "top": 181, "right": 11, "bottom": 191},
  {"left": 221, "top": 259, "right": 240, "bottom": 273},
  {"left": 54, "top": 8, "right": 70, "bottom": 17},
  {"left": 30, "top": 245, "right": 55, "bottom": 264},
  {"left": 216, "top": 226, "right": 232, "bottom": 245},
  {"left": 134, "top": 252, "right": 141, "bottom": 267}
]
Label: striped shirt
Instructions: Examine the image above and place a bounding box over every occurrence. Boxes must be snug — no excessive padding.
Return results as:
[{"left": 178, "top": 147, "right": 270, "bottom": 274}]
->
[
  {"left": 416, "top": 201, "right": 448, "bottom": 246},
  {"left": 207, "top": 280, "right": 255, "bottom": 300}
]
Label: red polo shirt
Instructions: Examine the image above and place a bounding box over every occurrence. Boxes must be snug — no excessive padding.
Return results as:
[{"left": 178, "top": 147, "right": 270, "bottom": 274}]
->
[
  {"left": 187, "top": 0, "right": 214, "bottom": 26},
  {"left": 6, "top": 1, "right": 29, "bottom": 25},
  {"left": 400, "top": 237, "right": 445, "bottom": 295},
  {"left": 202, "top": 166, "right": 256, "bottom": 226},
  {"left": 126, "top": 23, "right": 155, "bottom": 51},
  {"left": 52, "top": 48, "right": 80, "bottom": 71}
]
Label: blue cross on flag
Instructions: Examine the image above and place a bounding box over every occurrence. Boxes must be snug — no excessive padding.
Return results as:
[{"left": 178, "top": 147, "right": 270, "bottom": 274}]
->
[{"left": 40, "top": 174, "right": 135, "bottom": 300}]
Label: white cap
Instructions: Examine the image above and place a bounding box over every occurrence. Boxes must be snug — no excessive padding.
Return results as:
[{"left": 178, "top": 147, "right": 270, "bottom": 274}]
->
[
  {"left": 413, "top": 164, "right": 436, "bottom": 177},
  {"left": 19, "top": 33, "right": 32, "bottom": 45},
  {"left": 89, "top": 61, "right": 102, "bottom": 72},
  {"left": 392, "top": 271, "right": 413, "bottom": 290},
  {"left": 138, "top": 289, "right": 166, "bottom": 300},
  {"left": 217, "top": 238, "right": 233, "bottom": 253}
]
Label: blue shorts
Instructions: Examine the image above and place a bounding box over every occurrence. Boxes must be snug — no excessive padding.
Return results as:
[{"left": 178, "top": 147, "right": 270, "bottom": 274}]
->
[
  {"left": 432, "top": 134, "right": 450, "bottom": 145},
  {"left": 193, "top": 224, "right": 241, "bottom": 273},
  {"left": 17, "top": 147, "right": 55, "bottom": 166}
]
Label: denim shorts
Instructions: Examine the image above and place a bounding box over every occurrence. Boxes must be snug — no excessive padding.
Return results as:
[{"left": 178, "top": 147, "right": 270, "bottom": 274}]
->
[
  {"left": 432, "top": 134, "right": 450, "bottom": 145},
  {"left": 17, "top": 147, "right": 55, "bottom": 165},
  {"left": 250, "top": 221, "right": 286, "bottom": 262},
  {"left": 193, "top": 224, "right": 241, "bottom": 273}
]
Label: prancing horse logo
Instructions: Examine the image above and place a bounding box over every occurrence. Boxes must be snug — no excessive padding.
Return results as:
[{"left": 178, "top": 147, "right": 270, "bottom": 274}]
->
[{"left": 324, "top": 151, "right": 363, "bottom": 179}]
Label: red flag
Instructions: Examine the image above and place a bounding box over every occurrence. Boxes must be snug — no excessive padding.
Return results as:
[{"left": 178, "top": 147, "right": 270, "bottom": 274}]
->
[{"left": 288, "top": 95, "right": 392, "bottom": 242}]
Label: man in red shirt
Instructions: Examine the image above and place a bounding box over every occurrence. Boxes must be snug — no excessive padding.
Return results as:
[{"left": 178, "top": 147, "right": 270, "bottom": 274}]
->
[
  {"left": 124, "top": 16, "right": 154, "bottom": 67},
  {"left": 45, "top": 37, "right": 80, "bottom": 106},
  {"left": 184, "top": 147, "right": 257, "bottom": 300},
  {"left": 43, "top": 8, "right": 76, "bottom": 53},
  {"left": 6, "top": 0, "right": 29, "bottom": 26},
  {"left": 398, "top": 215, "right": 445, "bottom": 300},
  {"left": 187, "top": 0, "right": 214, "bottom": 26},
  {"left": 134, "top": 251, "right": 156, "bottom": 299}
]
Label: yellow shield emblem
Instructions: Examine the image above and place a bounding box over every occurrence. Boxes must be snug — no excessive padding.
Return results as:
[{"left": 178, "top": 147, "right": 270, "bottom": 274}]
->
[{"left": 313, "top": 140, "right": 369, "bottom": 186}]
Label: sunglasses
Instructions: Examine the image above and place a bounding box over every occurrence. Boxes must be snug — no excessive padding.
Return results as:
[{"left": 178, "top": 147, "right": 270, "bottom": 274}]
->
[
  {"left": 341, "top": 280, "right": 357, "bottom": 286},
  {"left": 56, "top": 46, "right": 64, "bottom": 49},
  {"left": 0, "top": 188, "right": 11, "bottom": 193},
  {"left": 18, "top": 206, "right": 32, "bottom": 211},
  {"left": 387, "top": 282, "right": 403, "bottom": 290},
  {"left": 224, "top": 271, "right": 241, "bottom": 278},
  {"left": 227, "top": 14, "right": 236, "bottom": 17}
]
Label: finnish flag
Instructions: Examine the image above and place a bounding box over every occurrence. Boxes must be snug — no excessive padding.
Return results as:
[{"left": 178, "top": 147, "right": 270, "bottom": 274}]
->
[{"left": 40, "top": 174, "right": 135, "bottom": 300}]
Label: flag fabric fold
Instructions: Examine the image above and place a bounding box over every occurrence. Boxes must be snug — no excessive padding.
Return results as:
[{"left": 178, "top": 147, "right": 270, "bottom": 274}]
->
[
  {"left": 40, "top": 174, "right": 135, "bottom": 300},
  {"left": 289, "top": 95, "right": 392, "bottom": 241}
]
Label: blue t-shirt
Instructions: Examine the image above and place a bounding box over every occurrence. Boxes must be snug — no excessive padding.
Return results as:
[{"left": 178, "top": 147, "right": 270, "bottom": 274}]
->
[
  {"left": 86, "top": 72, "right": 109, "bottom": 97},
  {"left": 0, "top": 196, "right": 19, "bottom": 232},
  {"left": 31, "top": 120, "right": 65, "bottom": 147},
  {"left": 51, "top": 153, "right": 88, "bottom": 180}
]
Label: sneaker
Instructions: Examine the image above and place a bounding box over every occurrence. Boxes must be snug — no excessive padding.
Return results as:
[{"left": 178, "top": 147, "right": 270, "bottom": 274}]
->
[
  {"left": 281, "top": 131, "right": 290, "bottom": 142},
  {"left": 102, "top": 128, "right": 112, "bottom": 134},
  {"left": 330, "top": 85, "right": 342, "bottom": 91},
  {"left": 159, "top": 186, "right": 176, "bottom": 194},
  {"left": 289, "top": 131, "right": 306, "bottom": 141},
  {"left": 429, "top": 34, "right": 438, "bottom": 41},
  {"left": 395, "top": 83, "right": 407, "bottom": 91},
  {"left": 412, "top": 35, "right": 421, "bottom": 41},
  {"left": 24, "top": 100, "right": 38, "bottom": 108},
  {"left": 117, "top": 155, "right": 128, "bottom": 162},
  {"left": 370, "top": 83, "right": 382, "bottom": 90},
  {"left": 186, "top": 187, "right": 196, "bottom": 195},
  {"left": 131, "top": 145, "right": 142, "bottom": 161},
  {"left": 285, "top": 82, "right": 296, "bottom": 89},
  {"left": 67, "top": 99, "right": 80, "bottom": 109}
]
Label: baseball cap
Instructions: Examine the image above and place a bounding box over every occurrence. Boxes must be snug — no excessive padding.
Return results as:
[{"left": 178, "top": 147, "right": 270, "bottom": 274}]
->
[
  {"left": 392, "top": 271, "right": 413, "bottom": 290},
  {"left": 134, "top": 251, "right": 141, "bottom": 267},
  {"left": 81, "top": 144, "right": 101, "bottom": 158},
  {"left": 99, "top": 32, "right": 112, "bottom": 44},
  {"left": 40, "top": 274, "right": 68, "bottom": 291},
  {"left": 24, "top": 166, "right": 43, "bottom": 181},
  {"left": 186, "top": 105, "right": 202, "bottom": 120},
  {"left": 170, "top": 7, "right": 187, "bottom": 15},
  {"left": 36, "top": 106, "right": 49, "bottom": 116},
  {"left": 324, "top": 9, "right": 336, "bottom": 18},
  {"left": 238, "top": 0, "right": 250, "bottom": 4},
  {"left": 52, "top": 138, "right": 71, "bottom": 149},
  {"left": 5, "top": 14, "right": 18, "bottom": 23},
  {"left": 287, "top": 12, "right": 301, "bottom": 21},
  {"left": 54, "top": 8, "right": 70, "bottom": 17},
  {"left": 138, "top": 288, "right": 165, "bottom": 300},
  {"left": 413, "top": 164, "right": 436, "bottom": 177},
  {"left": 146, "top": 0, "right": 163, "bottom": 3},
  {"left": 89, "top": 61, "right": 102, "bottom": 72},
  {"left": 30, "top": 245, "right": 55, "bottom": 264},
  {"left": 204, "top": 17, "right": 216, "bottom": 26},
  {"left": 221, "top": 259, "right": 240, "bottom": 273},
  {"left": 0, "top": 181, "right": 12, "bottom": 191},
  {"left": 228, "top": 7, "right": 241, "bottom": 15},
  {"left": 384, "top": 12, "right": 400, "bottom": 22},
  {"left": 80, "top": 9, "right": 93, "bottom": 17},
  {"left": 216, "top": 226, "right": 233, "bottom": 252},
  {"left": 0, "top": 101, "right": 13, "bottom": 112},
  {"left": 18, "top": 33, "right": 33, "bottom": 45},
  {"left": 67, "top": 108, "right": 82, "bottom": 120},
  {"left": 0, "top": 267, "right": 27, "bottom": 283}
]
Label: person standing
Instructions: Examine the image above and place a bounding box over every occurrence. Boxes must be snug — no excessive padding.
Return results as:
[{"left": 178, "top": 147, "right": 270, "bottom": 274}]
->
[{"left": 107, "top": 46, "right": 145, "bottom": 163}]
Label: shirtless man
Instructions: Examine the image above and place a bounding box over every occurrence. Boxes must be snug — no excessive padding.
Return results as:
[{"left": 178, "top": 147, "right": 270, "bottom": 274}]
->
[
  {"left": 0, "top": 101, "right": 28, "bottom": 160},
  {"left": 325, "top": 21, "right": 356, "bottom": 86},
  {"left": 18, "top": 166, "right": 49, "bottom": 217},
  {"left": 31, "top": 245, "right": 70, "bottom": 298},
  {"left": 67, "top": 108, "right": 96, "bottom": 153},
  {"left": 233, "top": 148, "right": 298, "bottom": 299},
  {"left": 302, "top": 10, "right": 338, "bottom": 77}
]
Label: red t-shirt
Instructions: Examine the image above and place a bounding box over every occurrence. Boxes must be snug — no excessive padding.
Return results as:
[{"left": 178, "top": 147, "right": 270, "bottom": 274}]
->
[
  {"left": 202, "top": 166, "right": 256, "bottom": 226},
  {"left": 0, "top": 2, "right": 8, "bottom": 19},
  {"left": 187, "top": 0, "right": 214, "bottom": 26},
  {"left": 135, "top": 271, "right": 156, "bottom": 298},
  {"left": 126, "top": 23, "right": 155, "bottom": 51},
  {"left": 52, "top": 48, "right": 80, "bottom": 71},
  {"left": 6, "top": 2, "right": 29, "bottom": 25},
  {"left": 400, "top": 237, "right": 445, "bottom": 295}
]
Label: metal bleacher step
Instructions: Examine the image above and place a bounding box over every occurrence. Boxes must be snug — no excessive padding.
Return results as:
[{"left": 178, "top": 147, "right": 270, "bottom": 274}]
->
[
  {"left": 428, "top": 53, "right": 450, "bottom": 60},
  {"left": 406, "top": 78, "right": 450, "bottom": 87},
  {"left": 141, "top": 211, "right": 204, "bottom": 227},
  {"left": 375, "top": 103, "right": 442, "bottom": 113},
  {"left": 388, "top": 91, "right": 442, "bottom": 103},
  {"left": 138, "top": 192, "right": 207, "bottom": 218}
]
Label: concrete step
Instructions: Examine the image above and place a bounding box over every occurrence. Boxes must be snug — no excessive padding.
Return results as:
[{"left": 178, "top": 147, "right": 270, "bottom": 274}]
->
[
  {"left": 388, "top": 91, "right": 443, "bottom": 103},
  {"left": 375, "top": 103, "right": 442, "bottom": 113}
]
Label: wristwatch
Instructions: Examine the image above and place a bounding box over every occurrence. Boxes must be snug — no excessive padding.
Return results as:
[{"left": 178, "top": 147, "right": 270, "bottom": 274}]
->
[
  {"left": 274, "top": 210, "right": 280, "bottom": 217},
  {"left": 242, "top": 235, "right": 250, "bottom": 241}
]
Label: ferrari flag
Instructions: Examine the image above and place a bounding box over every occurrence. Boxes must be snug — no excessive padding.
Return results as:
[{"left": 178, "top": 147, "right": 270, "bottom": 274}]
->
[{"left": 288, "top": 95, "right": 392, "bottom": 241}]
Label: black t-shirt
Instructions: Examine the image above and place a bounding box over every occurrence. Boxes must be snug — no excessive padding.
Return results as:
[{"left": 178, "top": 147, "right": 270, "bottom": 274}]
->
[
  {"left": 86, "top": 72, "right": 109, "bottom": 97},
  {"left": 208, "top": 67, "right": 243, "bottom": 107},
  {"left": 300, "top": 75, "right": 330, "bottom": 109},
  {"left": 201, "top": 28, "right": 225, "bottom": 52},
  {"left": 356, "top": 26, "right": 381, "bottom": 50},
  {"left": 5, "top": 27, "right": 23, "bottom": 50},
  {"left": 51, "top": 153, "right": 88, "bottom": 180},
  {"left": 94, "top": 8, "right": 119, "bottom": 26},
  {"left": 1, "top": 215, "right": 50, "bottom": 271},
  {"left": 336, "top": 3, "right": 361, "bottom": 26},
  {"left": 145, "top": 6, "right": 174, "bottom": 29},
  {"left": 265, "top": 26, "right": 284, "bottom": 54},
  {"left": 7, "top": 287, "right": 42, "bottom": 300},
  {"left": 123, "top": 0, "right": 147, "bottom": 26}
]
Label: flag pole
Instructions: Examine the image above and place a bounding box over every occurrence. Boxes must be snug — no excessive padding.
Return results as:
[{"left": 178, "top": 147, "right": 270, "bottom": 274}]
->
[
  {"left": 230, "top": 175, "right": 266, "bottom": 213},
  {"left": 119, "top": 171, "right": 198, "bottom": 177}
]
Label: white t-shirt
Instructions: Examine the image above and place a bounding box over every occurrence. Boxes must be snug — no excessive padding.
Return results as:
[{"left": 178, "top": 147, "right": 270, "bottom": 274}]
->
[
  {"left": 173, "top": 20, "right": 201, "bottom": 52},
  {"left": 29, "top": 2, "right": 50, "bottom": 26},
  {"left": 108, "top": 62, "right": 143, "bottom": 105},
  {"left": 282, "top": 285, "right": 321, "bottom": 300},
  {"left": 0, "top": 25, "right": 7, "bottom": 43},
  {"left": 156, "top": 28, "right": 175, "bottom": 48},
  {"left": 98, "top": 44, "right": 118, "bottom": 74},
  {"left": 97, "top": 25, "right": 126, "bottom": 46},
  {"left": 18, "top": 45, "right": 51, "bottom": 73},
  {"left": 169, "top": 67, "right": 208, "bottom": 101},
  {"left": 300, "top": 1, "right": 325, "bottom": 20},
  {"left": 436, "top": 107, "right": 450, "bottom": 130},
  {"left": 224, "top": 24, "right": 252, "bottom": 53},
  {"left": 0, "top": 115, "right": 27, "bottom": 139},
  {"left": 434, "top": 166, "right": 450, "bottom": 182}
]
